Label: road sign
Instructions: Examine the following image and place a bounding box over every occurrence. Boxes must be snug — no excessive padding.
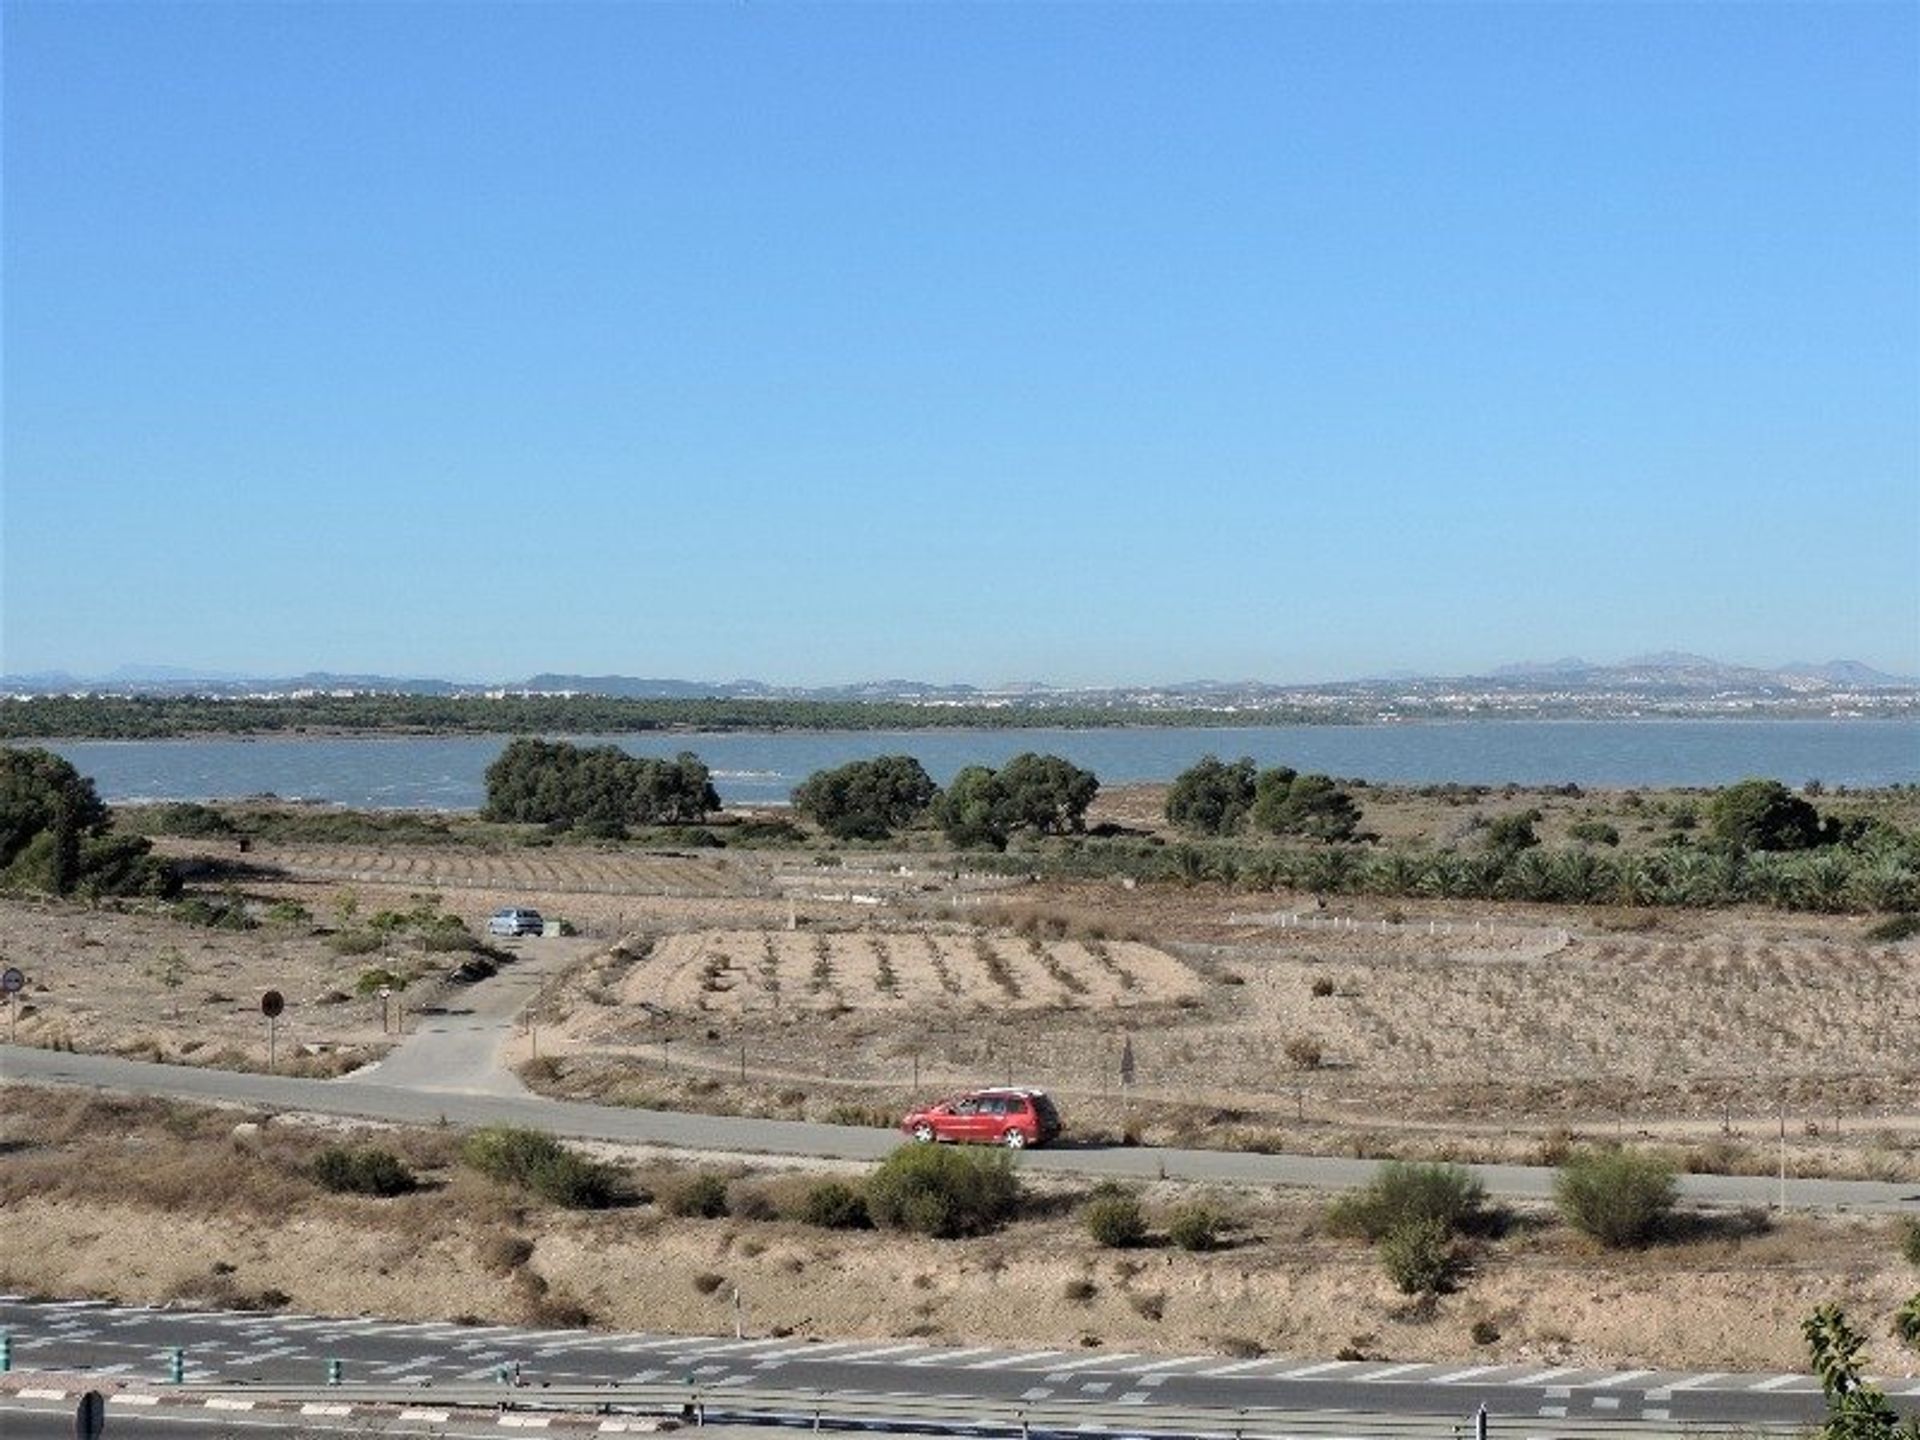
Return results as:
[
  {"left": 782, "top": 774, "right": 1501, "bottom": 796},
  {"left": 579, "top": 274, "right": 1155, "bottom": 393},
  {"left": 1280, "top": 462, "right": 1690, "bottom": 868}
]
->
[
  {"left": 75, "top": 1389, "right": 105, "bottom": 1440},
  {"left": 260, "top": 990, "right": 284, "bottom": 1018},
  {"left": 1, "top": 967, "right": 23, "bottom": 994}
]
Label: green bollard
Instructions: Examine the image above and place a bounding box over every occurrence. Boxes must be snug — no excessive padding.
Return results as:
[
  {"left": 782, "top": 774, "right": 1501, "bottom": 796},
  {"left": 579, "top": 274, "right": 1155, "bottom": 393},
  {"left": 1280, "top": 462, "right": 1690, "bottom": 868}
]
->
[
  {"left": 327, "top": 1358, "right": 342, "bottom": 1386},
  {"left": 1, "top": 1330, "right": 11, "bottom": 1373},
  {"left": 495, "top": 1363, "right": 511, "bottom": 1385},
  {"left": 168, "top": 1347, "right": 185, "bottom": 1384}
]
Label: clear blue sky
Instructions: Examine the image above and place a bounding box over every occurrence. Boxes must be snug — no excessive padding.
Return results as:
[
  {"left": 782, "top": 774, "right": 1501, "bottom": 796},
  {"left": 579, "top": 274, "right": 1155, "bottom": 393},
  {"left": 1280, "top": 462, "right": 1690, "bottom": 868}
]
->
[{"left": 5, "top": 2, "right": 1916, "bottom": 685}]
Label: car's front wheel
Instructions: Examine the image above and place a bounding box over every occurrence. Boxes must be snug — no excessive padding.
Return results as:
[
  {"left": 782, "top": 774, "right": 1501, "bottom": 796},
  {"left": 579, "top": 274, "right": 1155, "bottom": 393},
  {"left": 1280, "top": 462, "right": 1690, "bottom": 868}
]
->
[
  {"left": 1003, "top": 1129, "right": 1028, "bottom": 1149},
  {"left": 913, "top": 1122, "right": 936, "bottom": 1143}
]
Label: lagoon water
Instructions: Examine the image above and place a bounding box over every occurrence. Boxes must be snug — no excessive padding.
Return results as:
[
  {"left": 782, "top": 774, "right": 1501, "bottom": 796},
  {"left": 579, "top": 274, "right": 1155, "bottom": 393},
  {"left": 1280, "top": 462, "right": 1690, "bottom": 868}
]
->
[{"left": 37, "top": 720, "right": 1920, "bottom": 809}]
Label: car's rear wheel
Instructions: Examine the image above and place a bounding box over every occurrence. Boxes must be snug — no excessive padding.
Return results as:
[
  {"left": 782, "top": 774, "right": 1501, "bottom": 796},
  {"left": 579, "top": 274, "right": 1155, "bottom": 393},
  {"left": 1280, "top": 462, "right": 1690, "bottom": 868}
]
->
[
  {"left": 1003, "top": 1129, "right": 1028, "bottom": 1149},
  {"left": 913, "top": 1122, "right": 936, "bottom": 1143}
]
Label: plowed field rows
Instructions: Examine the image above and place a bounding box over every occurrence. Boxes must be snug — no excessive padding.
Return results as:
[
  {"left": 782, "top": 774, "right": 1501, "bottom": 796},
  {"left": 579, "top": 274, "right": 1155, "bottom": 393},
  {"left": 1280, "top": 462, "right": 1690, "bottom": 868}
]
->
[
  {"left": 250, "top": 844, "right": 755, "bottom": 898},
  {"left": 631, "top": 928, "right": 1202, "bottom": 1015}
]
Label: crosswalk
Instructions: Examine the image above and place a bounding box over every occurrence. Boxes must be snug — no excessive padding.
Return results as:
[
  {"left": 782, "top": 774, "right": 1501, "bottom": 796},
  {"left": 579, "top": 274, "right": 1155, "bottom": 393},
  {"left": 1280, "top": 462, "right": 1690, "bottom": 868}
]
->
[{"left": 7, "top": 1294, "right": 1918, "bottom": 1401}]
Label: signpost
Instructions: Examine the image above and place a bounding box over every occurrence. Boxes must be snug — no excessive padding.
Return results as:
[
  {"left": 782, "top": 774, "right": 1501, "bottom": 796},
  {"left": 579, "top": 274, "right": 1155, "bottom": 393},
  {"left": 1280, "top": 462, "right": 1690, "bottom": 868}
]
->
[
  {"left": 261, "top": 990, "right": 285, "bottom": 1072},
  {"left": 2, "top": 967, "right": 23, "bottom": 1044}
]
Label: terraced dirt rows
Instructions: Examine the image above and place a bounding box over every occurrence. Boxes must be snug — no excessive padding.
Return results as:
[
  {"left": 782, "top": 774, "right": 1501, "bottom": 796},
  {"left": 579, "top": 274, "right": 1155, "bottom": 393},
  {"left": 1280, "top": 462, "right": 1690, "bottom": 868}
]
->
[
  {"left": 236, "top": 843, "right": 759, "bottom": 899},
  {"left": 629, "top": 928, "right": 1206, "bottom": 1014}
]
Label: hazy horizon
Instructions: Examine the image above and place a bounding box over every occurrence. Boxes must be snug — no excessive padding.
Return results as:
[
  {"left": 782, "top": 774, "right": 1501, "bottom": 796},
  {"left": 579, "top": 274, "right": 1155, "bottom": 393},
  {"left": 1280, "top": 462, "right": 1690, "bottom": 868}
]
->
[{"left": 6, "top": 5, "right": 1915, "bottom": 684}]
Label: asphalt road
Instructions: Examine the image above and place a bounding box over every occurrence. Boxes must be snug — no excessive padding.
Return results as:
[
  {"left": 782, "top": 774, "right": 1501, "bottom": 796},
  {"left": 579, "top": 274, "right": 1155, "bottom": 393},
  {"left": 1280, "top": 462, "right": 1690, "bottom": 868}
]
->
[
  {"left": 6, "top": 1297, "right": 1918, "bottom": 1431},
  {"left": 4, "top": 1044, "right": 1917, "bottom": 1213}
]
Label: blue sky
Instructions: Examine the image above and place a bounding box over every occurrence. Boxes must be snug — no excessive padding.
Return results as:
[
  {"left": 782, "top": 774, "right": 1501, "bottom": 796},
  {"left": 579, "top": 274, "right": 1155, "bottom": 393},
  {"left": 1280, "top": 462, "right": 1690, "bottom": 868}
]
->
[{"left": 5, "top": 2, "right": 1916, "bottom": 685}]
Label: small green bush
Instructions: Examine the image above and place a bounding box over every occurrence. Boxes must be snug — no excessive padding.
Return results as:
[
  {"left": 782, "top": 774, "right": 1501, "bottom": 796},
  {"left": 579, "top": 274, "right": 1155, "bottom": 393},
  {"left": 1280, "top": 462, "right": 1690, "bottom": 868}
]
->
[
  {"left": 1555, "top": 1146, "right": 1677, "bottom": 1248},
  {"left": 797, "top": 1180, "right": 871, "bottom": 1229},
  {"left": 1167, "top": 1204, "right": 1223, "bottom": 1253},
  {"left": 1326, "top": 1162, "right": 1485, "bottom": 1241},
  {"left": 1084, "top": 1193, "right": 1148, "bottom": 1248},
  {"left": 329, "top": 930, "right": 384, "bottom": 956},
  {"left": 354, "top": 967, "right": 405, "bottom": 997},
  {"left": 1569, "top": 820, "right": 1621, "bottom": 847},
  {"left": 461, "top": 1125, "right": 616, "bottom": 1209},
  {"left": 1380, "top": 1217, "right": 1455, "bottom": 1295},
  {"left": 667, "top": 1173, "right": 732, "bottom": 1219},
  {"left": 1895, "top": 1293, "right": 1920, "bottom": 1348},
  {"left": 1902, "top": 1219, "right": 1920, "bottom": 1268},
  {"left": 311, "top": 1146, "right": 416, "bottom": 1197},
  {"left": 865, "top": 1144, "right": 1022, "bottom": 1238}
]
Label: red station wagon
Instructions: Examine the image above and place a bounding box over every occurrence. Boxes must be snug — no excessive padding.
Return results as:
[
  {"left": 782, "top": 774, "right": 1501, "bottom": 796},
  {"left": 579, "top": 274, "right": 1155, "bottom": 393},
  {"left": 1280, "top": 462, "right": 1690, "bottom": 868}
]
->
[{"left": 900, "top": 1087, "right": 1063, "bottom": 1149}]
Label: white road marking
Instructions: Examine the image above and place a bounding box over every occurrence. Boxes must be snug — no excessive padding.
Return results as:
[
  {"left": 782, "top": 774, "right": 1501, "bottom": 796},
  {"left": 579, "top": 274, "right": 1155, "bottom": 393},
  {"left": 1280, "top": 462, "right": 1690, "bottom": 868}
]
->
[
  {"left": 1545, "top": 1387, "right": 1572, "bottom": 1399},
  {"left": 970, "top": 1349, "right": 1065, "bottom": 1369},
  {"left": 399, "top": 1410, "right": 451, "bottom": 1422},
  {"left": 749, "top": 1341, "right": 870, "bottom": 1364},
  {"left": 17, "top": 1389, "right": 67, "bottom": 1400},
  {"left": 1593, "top": 1396, "right": 1621, "bottom": 1410},
  {"left": 1275, "top": 1360, "right": 1355, "bottom": 1380},
  {"left": 628, "top": 1369, "right": 669, "bottom": 1383},
  {"left": 1667, "top": 1373, "right": 1728, "bottom": 1391},
  {"left": 828, "top": 1343, "right": 925, "bottom": 1363},
  {"left": 118, "top": 1396, "right": 161, "bottom": 1407},
  {"left": 1020, "top": 1387, "right": 1053, "bottom": 1401},
  {"left": 1511, "top": 1368, "right": 1583, "bottom": 1386},
  {"left": 904, "top": 1346, "right": 998, "bottom": 1366},
  {"left": 369, "top": 1354, "right": 444, "bottom": 1377},
  {"left": 1433, "top": 1365, "right": 1502, "bottom": 1384},
  {"left": 1752, "top": 1374, "right": 1808, "bottom": 1391},
  {"left": 1045, "top": 1351, "right": 1141, "bottom": 1373},
  {"left": 1646, "top": 1409, "right": 1671, "bottom": 1420},
  {"left": 1539, "top": 1406, "right": 1567, "bottom": 1418},
  {"left": 1353, "top": 1363, "right": 1430, "bottom": 1382},
  {"left": 205, "top": 1398, "right": 256, "bottom": 1410},
  {"left": 1080, "top": 1382, "right": 1112, "bottom": 1394},
  {"left": 1196, "top": 1358, "right": 1275, "bottom": 1378},
  {"left": 1586, "top": 1369, "right": 1654, "bottom": 1388},
  {"left": 301, "top": 1404, "right": 353, "bottom": 1416},
  {"left": 498, "top": 1417, "right": 552, "bottom": 1429}
]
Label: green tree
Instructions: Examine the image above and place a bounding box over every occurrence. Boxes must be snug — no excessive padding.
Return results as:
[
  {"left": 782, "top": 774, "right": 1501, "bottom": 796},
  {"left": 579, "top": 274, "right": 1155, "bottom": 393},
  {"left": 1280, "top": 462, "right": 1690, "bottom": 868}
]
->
[
  {"left": 0, "top": 747, "right": 169, "bottom": 898},
  {"left": 936, "top": 765, "right": 1009, "bottom": 849},
  {"left": 1165, "top": 756, "right": 1257, "bottom": 836},
  {"left": 792, "top": 755, "right": 938, "bottom": 840},
  {"left": 1708, "top": 778, "right": 1828, "bottom": 853},
  {"left": 1802, "top": 1303, "right": 1920, "bottom": 1440},
  {"left": 992, "top": 753, "right": 1099, "bottom": 836},
  {"left": 1251, "top": 770, "right": 1360, "bottom": 842},
  {"left": 481, "top": 739, "right": 718, "bottom": 832}
]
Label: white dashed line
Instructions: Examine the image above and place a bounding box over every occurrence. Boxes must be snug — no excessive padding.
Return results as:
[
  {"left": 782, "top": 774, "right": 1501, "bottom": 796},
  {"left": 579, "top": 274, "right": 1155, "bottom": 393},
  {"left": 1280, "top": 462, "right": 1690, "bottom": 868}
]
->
[
  {"left": 1275, "top": 1360, "right": 1355, "bottom": 1380},
  {"left": 1044, "top": 1352, "right": 1141, "bottom": 1374},
  {"left": 970, "top": 1349, "right": 1065, "bottom": 1370},
  {"left": 834, "top": 1344, "right": 926, "bottom": 1363},
  {"left": 1511, "top": 1368, "right": 1584, "bottom": 1386},
  {"left": 1354, "top": 1363, "right": 1430, "bottom": 1382},
  {"left": 1752, "top": 1374, "right": 1808, "bottom": 1391},
  {"left": 1593, "top": 1396, "right": 1621, "bottom": 1410},
  {"left": 1586, "top": 1369, "right": 1654, "bottom": 1388},
  {"left": 1667, "top": 1373, "right": 1728, "bottom": 1391},
  {"left": 1195, "top": 1358, "right": 1275, "bottom": 1378},
  {"left": 904, "top": 1346, "right": 998, "bottom": 1367},
  {"left": 1433, "top": 1365, "right": 1502, "bottom": 1384},
  {"left": 301, "top": 1404, "right": 353, "bottom": 1417},
  {"left": 1020, "top": 1387, "right": 1053, "bottom": 1401},
  {"left": 399, "top": 1409, "right": 452, "bottom": 1422}
]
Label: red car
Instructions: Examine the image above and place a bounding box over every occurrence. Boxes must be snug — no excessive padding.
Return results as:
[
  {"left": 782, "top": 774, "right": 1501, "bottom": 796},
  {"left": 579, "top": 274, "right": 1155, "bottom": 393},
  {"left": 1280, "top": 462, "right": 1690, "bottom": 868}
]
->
[{"left": 901, "top": 1087, "right": 1063, "bottom": 1149}]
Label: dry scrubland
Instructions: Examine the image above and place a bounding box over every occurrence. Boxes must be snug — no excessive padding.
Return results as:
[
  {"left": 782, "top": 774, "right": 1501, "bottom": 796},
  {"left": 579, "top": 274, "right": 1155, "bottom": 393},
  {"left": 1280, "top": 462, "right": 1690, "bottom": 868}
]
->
[
  {"left": 4, "top": 787, "right": 1919, "bottom": 1179},
  {"left": 2, "top": 1090, "right": 1917, "bottom": 1374},
  {"left": 4, "top": 785, "right": 1920, "bottom": 1370}
]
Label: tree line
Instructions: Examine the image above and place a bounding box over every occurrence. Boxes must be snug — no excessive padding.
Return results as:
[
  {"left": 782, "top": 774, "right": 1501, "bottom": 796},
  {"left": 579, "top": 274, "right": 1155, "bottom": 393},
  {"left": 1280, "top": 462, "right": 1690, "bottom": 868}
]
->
[{"left": 0, "top": 693, "right": 1337, "bottom": 741}]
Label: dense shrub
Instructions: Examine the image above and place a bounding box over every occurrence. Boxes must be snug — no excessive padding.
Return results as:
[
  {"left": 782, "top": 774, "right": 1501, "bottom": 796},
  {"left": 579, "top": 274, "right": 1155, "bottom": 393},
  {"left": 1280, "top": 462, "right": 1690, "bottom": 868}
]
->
[
  {"left": 1084, "top": 1193, "right": 1148, "bottom": 1248},
  {"left": 797, "top": 1181, "right": 871, "bottom": 1229},
  {"left": 792, "top": 756, "right": 938, "bottom": 840},
  {"left": 484, "top": 738, "right": 719, "bottom": 832},
  {"left": 1167, "top": 1204, "right": 1223, "bottom": 1253},
  {"left": 1326, "top": 1162, "right": 1485, "bottom": 1242},
  {"left": 1380, "top": 1217, "right": 1456, "bottom": 1295},
  {"left": 667, "top": 1173, "right": 732, "bottom": 1219},
  {"left": 1165, "top": 756, "right": 1257, "bottom": 836},
  {"left": 865, "top": 1144, "right": 1023, "bottom": 1238},
  {"left": 460, "top": 1126, "right": 617, "bottom": 1209},
  {"left": 1555, "top": 1147, "right": 1677, "bottom": 1248},
  {"left": 1902, "top": 1219, "right": 1920, "bottom": 1268},
  {"left": 310, "top": 1146, "right": 416, "bottom": 1197}
]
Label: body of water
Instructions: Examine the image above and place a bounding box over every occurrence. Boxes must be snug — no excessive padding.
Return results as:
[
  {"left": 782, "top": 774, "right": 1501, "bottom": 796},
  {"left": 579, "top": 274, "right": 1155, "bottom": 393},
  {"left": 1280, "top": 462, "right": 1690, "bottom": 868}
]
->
[{"left": 32, "top": 720, "right": 1920, "bottom": 809}]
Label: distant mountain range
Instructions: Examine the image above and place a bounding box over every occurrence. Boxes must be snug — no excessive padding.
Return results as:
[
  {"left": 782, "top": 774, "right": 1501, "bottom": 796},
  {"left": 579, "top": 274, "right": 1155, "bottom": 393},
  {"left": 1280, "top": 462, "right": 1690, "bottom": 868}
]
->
[{"left": 2, "top": 653, "right": 1914, "bottom": 703}]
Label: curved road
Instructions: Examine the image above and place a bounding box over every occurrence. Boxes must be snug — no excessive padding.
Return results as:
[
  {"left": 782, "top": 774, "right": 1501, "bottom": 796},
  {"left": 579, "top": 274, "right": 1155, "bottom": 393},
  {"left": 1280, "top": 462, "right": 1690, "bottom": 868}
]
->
[{"left": 3, "top": 944, "right": 1916, "bottom": 1212}]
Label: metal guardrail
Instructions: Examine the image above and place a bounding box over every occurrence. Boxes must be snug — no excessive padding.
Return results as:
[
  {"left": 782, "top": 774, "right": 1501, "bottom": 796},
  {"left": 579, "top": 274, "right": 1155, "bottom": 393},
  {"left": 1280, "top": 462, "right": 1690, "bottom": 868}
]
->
[{"left": 146, "top": 1380, "right": 1811, "bottom": 1440}]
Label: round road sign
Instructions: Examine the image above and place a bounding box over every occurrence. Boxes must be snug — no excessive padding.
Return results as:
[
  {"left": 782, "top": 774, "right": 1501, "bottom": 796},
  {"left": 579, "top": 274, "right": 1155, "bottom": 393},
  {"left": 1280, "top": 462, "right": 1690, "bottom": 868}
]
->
[
  {"left": 1, "top": 967, "right": 23, "bottom": 994},
  {"left": 260, "top": 989, "right": 285, "bottom": 1019}
]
